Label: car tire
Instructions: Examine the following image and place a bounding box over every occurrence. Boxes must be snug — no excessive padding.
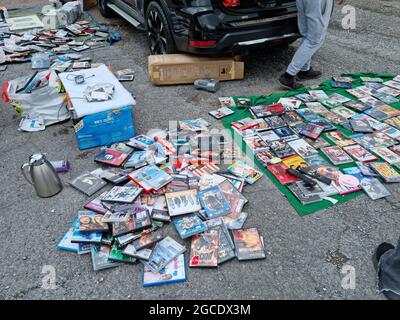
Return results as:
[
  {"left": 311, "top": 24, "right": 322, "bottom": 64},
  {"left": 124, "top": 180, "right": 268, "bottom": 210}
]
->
[
  {"left": 146, "top": 1, "right": 176, "bottom": 55},
  {"left": 98, "top": 0, "right": 115, "bottom": 18}
]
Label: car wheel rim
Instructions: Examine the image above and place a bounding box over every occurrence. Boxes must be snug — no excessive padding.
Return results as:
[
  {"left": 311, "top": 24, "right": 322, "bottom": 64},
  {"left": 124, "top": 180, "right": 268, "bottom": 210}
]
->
[{"left": 147, "top": 10, "right": 167, "bottom": 54}]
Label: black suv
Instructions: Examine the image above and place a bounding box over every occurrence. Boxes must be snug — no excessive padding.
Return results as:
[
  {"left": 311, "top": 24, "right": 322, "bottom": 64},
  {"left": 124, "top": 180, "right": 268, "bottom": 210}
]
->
[{"left": 99, "top": 0, "right": 300, "bottom": 55}]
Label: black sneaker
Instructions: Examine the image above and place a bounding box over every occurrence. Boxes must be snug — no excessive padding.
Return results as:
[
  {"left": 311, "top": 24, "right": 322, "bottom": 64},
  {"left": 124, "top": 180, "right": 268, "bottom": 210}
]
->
[
  {"left": 279, "top": 74, "right": 304, "bottom": 90},
  {"left": 297, "top": 68, "right": 322, "bottom": 80}
]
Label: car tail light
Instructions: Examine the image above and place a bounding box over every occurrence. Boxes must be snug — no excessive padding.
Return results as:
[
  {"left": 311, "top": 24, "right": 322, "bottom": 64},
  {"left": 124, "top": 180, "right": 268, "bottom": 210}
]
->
[
  {"left": 222, "top": 0, "right": 240, "bottom": 7},
  {"left": 189, "top": 40, "right": 217, "bottom": 47}
]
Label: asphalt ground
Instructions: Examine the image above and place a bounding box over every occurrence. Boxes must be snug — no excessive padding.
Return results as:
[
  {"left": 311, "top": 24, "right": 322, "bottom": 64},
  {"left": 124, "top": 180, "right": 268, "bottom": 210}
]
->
[{"left": 0, "top": 0, "right": 400, "bottom": 300}]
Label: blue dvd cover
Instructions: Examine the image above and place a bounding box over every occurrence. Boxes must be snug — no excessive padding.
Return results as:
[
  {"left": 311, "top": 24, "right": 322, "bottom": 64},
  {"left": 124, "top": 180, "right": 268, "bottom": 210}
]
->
[
  {"left": 173, "top": 214, "right": 207, "bottom": 239},
  {"left": 198, "top": 186, "right": 231, "bottom": 218}
]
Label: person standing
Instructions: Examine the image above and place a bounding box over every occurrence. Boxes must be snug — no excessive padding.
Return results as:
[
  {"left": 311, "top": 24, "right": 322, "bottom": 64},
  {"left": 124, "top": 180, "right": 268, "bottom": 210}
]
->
[{"left": 279, "top": 0, "right": 348, "bottom": 90}]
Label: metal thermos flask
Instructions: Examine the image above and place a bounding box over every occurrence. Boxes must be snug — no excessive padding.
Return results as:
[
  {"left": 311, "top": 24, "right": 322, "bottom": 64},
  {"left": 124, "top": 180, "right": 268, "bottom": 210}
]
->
[{"left": 21, "top": 153, "right": 63, "bottom": 198}]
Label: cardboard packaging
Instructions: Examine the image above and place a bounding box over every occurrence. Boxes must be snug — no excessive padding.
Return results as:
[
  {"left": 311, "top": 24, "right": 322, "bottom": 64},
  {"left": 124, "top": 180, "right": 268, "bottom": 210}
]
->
[
  {"left": 148, "top": 54, "right": 244, "bottom": 85},
  {"left": 73, "top": 106, "right": 135, "bottom": 150},
  {"left": 82, "top": 0, "right": 97, "bottom": 10}
]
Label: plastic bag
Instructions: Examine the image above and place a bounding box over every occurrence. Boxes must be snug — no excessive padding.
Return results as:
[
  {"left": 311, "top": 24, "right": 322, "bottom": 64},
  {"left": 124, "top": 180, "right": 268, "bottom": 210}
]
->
[{"left": 2, "top": 70, "right": 70, "bottom": 126}]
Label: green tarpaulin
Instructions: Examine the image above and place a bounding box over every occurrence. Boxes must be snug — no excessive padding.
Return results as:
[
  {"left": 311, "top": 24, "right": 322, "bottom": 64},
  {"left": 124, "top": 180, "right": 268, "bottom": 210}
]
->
[{"left": 221, "top": 73, "right": 400, "bottom": 216}]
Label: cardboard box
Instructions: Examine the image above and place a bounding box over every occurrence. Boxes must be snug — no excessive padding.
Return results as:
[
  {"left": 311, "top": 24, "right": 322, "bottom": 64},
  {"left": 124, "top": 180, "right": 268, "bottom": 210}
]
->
[
  {"left": 148, "top": 54, "right": 244, "bottom": 85},
  {"left": 73, "top": 106, "right": 135, "bottom": 150},
  {"left": 82, "top": 0, "right": 97, "bottom": 10}
]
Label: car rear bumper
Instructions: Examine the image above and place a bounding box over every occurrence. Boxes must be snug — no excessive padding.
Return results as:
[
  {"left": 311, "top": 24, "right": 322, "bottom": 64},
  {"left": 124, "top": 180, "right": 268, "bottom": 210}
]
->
[{"left": 176, "top": 12, "right": 300, "bottom": 54}]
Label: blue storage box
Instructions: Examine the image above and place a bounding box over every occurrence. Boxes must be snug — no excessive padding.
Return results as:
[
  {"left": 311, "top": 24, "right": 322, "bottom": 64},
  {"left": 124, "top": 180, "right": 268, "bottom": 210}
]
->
[{"left": 73, "top": 105, "right": 135, "bottom": 150}]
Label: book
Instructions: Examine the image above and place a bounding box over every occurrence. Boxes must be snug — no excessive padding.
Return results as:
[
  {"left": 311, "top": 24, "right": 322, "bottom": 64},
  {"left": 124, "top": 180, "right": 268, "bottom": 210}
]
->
[
  {"left": 299, "top": 123, "right": 324, "bottom": 139},
  {"left": 287, "top": 139, "right": 319, "bottom": 158},
  {"left": 370, "top": 146, "right": 400, "bottom": 164},
  {"left": 267, "top": 163, "right": 299, "bottom": 184},
  {"left": 233, "top": 228, "right": 266, "bottom": 261},
  {"left": 101, "top": 186, "right": 143, "bottom": 203},
  {"left": 360, "top": 177, "right": 391, "bottom": 200},
  {"left": 143, "top": 254, "right": 186, "bottom": 287},
  {"left": 227, "top": 160, "right": 263, "bottom": 184},
  {"left": 128, "top": 164, "right": 173, "bottom": 192},
  {"left": 165, "top": 189, "right": 201, "bottom": 216},
  {"left": 370, "top": 162, "right": 400, "bottom": 183},
  {"left": 145, "top": 236, "right": 186, "bottom": 273},
  {"left": 343, "top": 145, "right": 377, "bottom": 162},
  {"left": 206, "top": 218, "right": 236, "bottom": 264},
  {"left": 127, "top": 135, "right": 156, "bottom": 150},
  {"left": 173, "top": 214, "right": 207, "bottom": 239},
  {"left": 198, "top": 186, "right": 231, "bottom": 218},
  {"left": 78, "top": 211, "right": 109, "bottom": 233},
  {"left": 189, "top": 229, "right": 219, "bottom": 268},
  {"left": 91, "top": 244, "right": 120, "bottom": 271},
  {"left": 321, "top": 146, "right": 353, "bottom": 165},
  {"left": 131, "top": 228, "right": 165, "bottom": 251},
  {"left": 84, "top": 192, "right": 109, "bottom": 214},
  {"left": 209, "top": 107, "right": 234, "bottom": 119},
  {"left": 69, "top": 172, "right": 107, "bottom": 196},
  {"left": 95, "top": 148, "right": 129, "bottom": 167}
]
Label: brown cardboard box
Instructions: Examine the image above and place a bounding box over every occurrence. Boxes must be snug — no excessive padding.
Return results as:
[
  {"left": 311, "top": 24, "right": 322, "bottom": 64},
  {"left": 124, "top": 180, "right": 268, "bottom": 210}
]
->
[{"left": 148, "top": 54, "right": 244, "bottom": 85}]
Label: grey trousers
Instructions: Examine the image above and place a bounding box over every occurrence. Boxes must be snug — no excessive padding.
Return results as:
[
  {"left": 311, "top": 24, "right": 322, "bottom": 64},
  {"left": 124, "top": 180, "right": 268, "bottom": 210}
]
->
[{"left": 287, "top": 0, "right": 334, "bottom": 76}]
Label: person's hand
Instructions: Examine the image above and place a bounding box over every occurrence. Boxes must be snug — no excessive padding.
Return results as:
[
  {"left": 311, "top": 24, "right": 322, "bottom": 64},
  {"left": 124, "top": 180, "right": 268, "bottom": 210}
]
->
[{"left": 337, "top": 0, "right": 348, "bottom": 5}]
